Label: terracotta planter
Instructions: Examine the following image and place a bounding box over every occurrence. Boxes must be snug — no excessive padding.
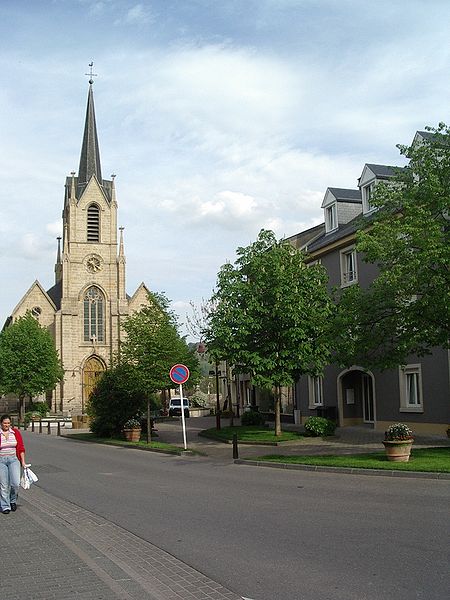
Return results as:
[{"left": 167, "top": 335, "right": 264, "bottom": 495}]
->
[
  {"left": 383, "top": 439, "right": 414, "bottom": 462},
  {"left": 123, "top": 428, "right": 141, "bottom": 442}
]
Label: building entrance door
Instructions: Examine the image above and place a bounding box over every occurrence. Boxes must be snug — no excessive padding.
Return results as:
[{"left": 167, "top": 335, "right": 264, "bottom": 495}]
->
[{"left": 82, "top": 356, "right": 105, "bottom": 413}]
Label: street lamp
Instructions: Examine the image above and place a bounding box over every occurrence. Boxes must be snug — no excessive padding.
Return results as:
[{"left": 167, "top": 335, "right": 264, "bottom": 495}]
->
[{"left": 208, "top": 364, "right": 222, "bottom": 430}]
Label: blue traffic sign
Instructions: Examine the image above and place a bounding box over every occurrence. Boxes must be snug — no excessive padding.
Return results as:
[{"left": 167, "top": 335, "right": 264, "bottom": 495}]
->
[{"left": 170, "top": 364, "right": 190, "bottom": 385}]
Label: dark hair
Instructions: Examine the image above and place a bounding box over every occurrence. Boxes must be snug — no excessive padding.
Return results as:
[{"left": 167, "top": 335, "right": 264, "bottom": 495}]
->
[{"left": 0, "top": 414, "right": 12, "bottom": 423}]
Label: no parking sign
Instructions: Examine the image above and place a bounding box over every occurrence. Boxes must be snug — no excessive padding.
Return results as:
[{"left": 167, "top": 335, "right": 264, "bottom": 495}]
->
[{"left": 169, "top": 364, "right": 190, "bottom": 450}]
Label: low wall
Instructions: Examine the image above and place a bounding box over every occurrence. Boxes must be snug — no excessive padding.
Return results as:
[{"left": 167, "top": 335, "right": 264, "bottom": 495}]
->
[{"left": 189, "top": 408, "right": 212, "bottom": 418}]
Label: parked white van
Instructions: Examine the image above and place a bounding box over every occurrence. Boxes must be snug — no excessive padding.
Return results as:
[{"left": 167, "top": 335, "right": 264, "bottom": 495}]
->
[{"left": 168, "top": 397, "right": 190, "bottom": 418}]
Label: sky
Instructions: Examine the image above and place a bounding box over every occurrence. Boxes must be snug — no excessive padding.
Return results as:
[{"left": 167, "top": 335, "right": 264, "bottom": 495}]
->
[{"left": 1, "top": 0, "right": 449, "bottom": 336}]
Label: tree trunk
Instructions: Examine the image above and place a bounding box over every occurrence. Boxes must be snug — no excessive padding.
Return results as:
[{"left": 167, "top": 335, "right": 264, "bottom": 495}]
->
[
  {"left": 18, "top": 395, "right": 25, "bottom": 423},
  {"left": 146, "top": 397, "right": 152, "bottom": 443},
  {"left": 274, "top": 386, "right": 282, "bottom": 436}
]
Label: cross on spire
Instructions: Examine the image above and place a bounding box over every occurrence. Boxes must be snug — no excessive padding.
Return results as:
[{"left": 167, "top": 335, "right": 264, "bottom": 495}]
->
[{"left": 85, "top": 61, "right": 98, "bottom": 85}]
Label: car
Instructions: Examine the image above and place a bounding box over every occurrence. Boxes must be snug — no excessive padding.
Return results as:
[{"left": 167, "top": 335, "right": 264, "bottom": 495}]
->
[{"left": 168, "top": 397, "right": 190, "bottom": 418}]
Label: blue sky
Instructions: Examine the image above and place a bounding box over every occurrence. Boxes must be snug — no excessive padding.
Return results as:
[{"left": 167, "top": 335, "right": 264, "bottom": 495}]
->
[{"left": 1, "top": 0, "right": 449, "bottom": 334}]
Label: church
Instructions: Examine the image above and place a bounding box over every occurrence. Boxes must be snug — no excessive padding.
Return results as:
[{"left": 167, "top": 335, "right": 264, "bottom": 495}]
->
[{"left": 5, "top": 79, "right": 150, "bottom": 415}]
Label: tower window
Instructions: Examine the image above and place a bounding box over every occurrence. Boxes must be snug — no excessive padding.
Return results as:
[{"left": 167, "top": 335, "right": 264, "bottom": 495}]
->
[
  {"left": 87, "top": 204, "right": 100, "bottom": 242},
  {"left": 83, "top": 286, "right": 104, "bottom": 342}
]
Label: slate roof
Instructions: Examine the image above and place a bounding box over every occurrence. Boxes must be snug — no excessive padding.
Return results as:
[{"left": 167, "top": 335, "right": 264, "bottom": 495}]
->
[
  {"left": 306, "top": 214, "right": 363, "bottom": 254},
  {"left": 328, "top": 188, "right": 362, "bottom": 203},
  {"left": 364, "top": 164, "right": 398, "bottom": 179},
  {"left": 46, "top": 281, "right": 62, "bottom": 311},
  {"left": 78, "top": 84, "right": 103, "bottom": 189},
  {"left": 286, "top": 223, "right": 325, "bottom": 250}
]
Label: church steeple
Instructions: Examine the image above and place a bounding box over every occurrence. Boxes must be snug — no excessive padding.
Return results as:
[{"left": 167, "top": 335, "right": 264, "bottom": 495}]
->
[{"left": 78, "top": 81, "right": 102, "bottom": 187}]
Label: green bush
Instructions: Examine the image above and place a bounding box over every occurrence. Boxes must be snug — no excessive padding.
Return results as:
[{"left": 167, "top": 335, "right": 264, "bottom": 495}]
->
[
  {"left": 241, "top": 410, "right": 266, "bottom": 426},
  {"left": 304, "top": 416, "right": 336, "bottom": 437},
  {"left": 29, "top": 401, "right": 49, "bottom": 417},
  {"left": 87, "top": 363, "right": 148, "bottom": 437}
]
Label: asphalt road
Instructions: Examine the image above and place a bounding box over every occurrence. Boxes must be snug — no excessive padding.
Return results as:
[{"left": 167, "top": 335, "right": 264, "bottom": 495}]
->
[{"left": 23, "top": 432, "right": 449, "bottom": 600}]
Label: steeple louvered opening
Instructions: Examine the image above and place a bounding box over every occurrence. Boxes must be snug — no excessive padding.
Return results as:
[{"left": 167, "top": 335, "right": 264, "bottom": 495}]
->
[{"left": 87, "top": 203, "right": 100, "bottom": 241}]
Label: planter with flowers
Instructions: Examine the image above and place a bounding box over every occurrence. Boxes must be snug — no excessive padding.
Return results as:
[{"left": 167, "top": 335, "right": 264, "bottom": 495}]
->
[
  {"left": 383, "top": 423, "right": 414, "bottom": 462},
  {"left": 123, "top": 418, "right": 142, "bottom": 442}
]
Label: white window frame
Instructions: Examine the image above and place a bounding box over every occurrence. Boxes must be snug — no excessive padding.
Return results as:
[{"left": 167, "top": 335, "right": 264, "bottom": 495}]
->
[
  {"left": 308, "top": 375, "right": 323, "bottom": 408},
  {"left": 362, "top": 182, "right": 375, "bottom": 214},
  {"left": 340, "top": 246, "right": 358, "bottom": 287},
  {"left": 399, "top": 364, "right": 423, "bottom": 413},
  {"left": 325, "top": 203, "right": 337, "bottom": 233}
]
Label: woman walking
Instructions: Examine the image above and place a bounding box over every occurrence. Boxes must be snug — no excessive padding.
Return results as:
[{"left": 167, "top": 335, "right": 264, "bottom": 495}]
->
[{"left": 0, "top": 414, "right": 26, "bottom": 514}]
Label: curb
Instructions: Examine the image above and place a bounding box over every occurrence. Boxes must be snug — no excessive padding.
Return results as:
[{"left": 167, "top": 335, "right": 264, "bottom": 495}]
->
[
  {"left": 61, "top": 434, "right": 190, "bottom": 456},
  {"left": 234, "top": 459, "right": 450, "bottom": 479}
]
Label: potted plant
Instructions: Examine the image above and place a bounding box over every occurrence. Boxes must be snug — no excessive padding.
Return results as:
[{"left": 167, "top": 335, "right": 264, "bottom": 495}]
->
[
  {"left": 383, "top": 423, "right": 414, "bottom": 462},
  {"left": 123, "top": 418, "right": 142, "bottom": 442}
]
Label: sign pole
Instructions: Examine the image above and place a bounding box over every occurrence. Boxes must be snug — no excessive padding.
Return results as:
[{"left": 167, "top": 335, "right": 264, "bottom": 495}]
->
[
  {"left": 179, "top": 383, "right": 187, "bottom": 450},
  {"left": 169, "top": 364, "right": 190, "bottom": 451}
]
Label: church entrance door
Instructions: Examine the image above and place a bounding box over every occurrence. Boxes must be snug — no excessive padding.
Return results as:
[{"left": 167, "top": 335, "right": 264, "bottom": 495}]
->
[{"left": 82, "top": 356, "right": 105, "bottom": 413}]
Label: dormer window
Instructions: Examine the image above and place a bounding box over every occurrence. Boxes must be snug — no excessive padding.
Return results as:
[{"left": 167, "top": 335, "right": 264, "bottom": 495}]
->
[
  {"left": 325, "top": 203, "right": 337, "bottom": 233},
  {"left": 87, "top": 204, "right": 100, "bottom": 242},
  {"left": 362, "top": 183, "right": 375, "bottom": 214}
]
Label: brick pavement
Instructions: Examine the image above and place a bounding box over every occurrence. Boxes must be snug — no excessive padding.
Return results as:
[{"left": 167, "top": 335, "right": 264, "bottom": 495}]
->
[{"left": 2, "top": 485, "right": 242, "bottom": 600}]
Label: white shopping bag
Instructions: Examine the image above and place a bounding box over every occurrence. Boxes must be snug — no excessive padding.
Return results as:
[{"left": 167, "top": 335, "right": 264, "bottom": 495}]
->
[{"left": 20, "top": 465, "right": 38, "bottom": 489}]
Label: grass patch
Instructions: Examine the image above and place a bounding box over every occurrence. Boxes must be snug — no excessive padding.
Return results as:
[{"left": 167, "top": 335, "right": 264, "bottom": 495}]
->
[
  {"left": 200, "top": 426, "right": 303, "bottom": 444},
  {"left": 65, "top": 432, "right": 184, "bottom": 453},
  {"left": 255, "top": 447, "right": 450, "bottom": 472}
]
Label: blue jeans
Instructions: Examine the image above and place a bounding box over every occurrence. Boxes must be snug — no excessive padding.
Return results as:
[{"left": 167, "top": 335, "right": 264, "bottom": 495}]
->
[{"left": 0, "top": 456, "right": 21, "bottom": 511}]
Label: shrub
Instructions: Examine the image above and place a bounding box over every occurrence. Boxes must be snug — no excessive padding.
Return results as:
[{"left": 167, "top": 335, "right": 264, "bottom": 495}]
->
[
  {"left": 29, "top": 401, "right": 49, "bottom": 417},
  {"left": 241, "top": 410, "right": 266, "bottom": 426},
  {"left": 304, "top": 416, "right": 336, "bottom": 437},
  {"left": 123, "top": 418, "right": 141, "bottom": 429},
  {"left": 87, "top": 363, "right": 148, "bottom": 438}
]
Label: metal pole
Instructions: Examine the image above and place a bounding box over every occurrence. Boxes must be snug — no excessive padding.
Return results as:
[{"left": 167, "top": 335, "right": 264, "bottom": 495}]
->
[
  {"left": 47, "top": 421, "right": 51, "bottom": 435},
  {"left": 57, "top": 421, "right": 61, "bottom": 436},
  {"left": 31, "top": 420, "right": 35, "bottom": 433},
  {"left": 39, "top": 419, "right": 42, "bottom": 434},
  {"left": 232, "top": 433, "right": 239, "bottom": 459},
  {"left": 179, "top": 383, "right": 187, "bottom": 450},
  {"left": 215, "top": 362, "right": 221, "bottom": 430}
]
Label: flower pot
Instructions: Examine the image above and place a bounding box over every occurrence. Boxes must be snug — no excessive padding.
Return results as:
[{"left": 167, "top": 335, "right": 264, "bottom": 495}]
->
[
  {"left": 123, "top": 428, "right": 141, "bottom": 442},
  {"left": 383, "top": 439, "right": 414, "bottom": 462}
]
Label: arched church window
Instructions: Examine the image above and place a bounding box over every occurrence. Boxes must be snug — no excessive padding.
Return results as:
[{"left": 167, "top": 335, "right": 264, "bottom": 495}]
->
[
  {"left": 83, "top": 286, "right": 104, "bottom": 342},
  {"left": 87, "top": 204, "right": 100, "bottom": 242}
]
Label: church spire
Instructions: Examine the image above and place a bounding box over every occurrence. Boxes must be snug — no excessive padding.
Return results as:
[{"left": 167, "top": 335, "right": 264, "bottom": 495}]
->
[{"left": 78, "top": 70, "right": 102, "bottom": 187}]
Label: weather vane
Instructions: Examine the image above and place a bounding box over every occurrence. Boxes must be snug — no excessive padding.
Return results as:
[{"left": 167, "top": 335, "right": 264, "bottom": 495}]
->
[{"left": 85, "top": 61, "right": 98, "bottom": 85}]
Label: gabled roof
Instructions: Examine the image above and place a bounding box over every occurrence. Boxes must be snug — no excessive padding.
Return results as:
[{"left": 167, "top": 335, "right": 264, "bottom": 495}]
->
[
  {"left": 364, "top": 164, "right": 397, "bottom": 179},
  {"left": 9, "top": 280, "right": 57, "bottom": 320},
  {"left": 327, "top": 187, "right": 361, "bottom": 202}
]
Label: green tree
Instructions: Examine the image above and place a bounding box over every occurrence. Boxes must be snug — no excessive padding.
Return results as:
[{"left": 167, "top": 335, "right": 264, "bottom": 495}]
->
[
  {"left": 120, "top": 292, "right": 200, "bottom": 401},
  {"left": 333, "top": 123, "right": 450, "bottom": 370},
  {"left": 204, "top": 229, "right": 333, "bottom": 435},
  {"left": 87, "top": 363, "right": 148, "bottom": 437},
  {"left": 0, "top": 313, "right": 64, "bottom": 420}
]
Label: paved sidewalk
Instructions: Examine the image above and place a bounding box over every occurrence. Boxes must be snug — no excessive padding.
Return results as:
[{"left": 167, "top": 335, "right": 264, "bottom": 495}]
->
[
  {"left": 3, "top": 485, "right": 241, "bottom": 600},
  {"left": 153, "top": 417, "right": 450, "bottom": 462}
]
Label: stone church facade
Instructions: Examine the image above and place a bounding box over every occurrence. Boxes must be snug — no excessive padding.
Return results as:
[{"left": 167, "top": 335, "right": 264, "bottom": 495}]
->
[{"left": 5, "top": 82, "right": 150, "bottom": 414}]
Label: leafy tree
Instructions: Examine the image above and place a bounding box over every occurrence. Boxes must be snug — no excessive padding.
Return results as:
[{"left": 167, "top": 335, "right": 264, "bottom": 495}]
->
[
  {"left": 333, "top": 123, "right": 450, "bottom": 370},
  {"left": 87, "top": 363, "right": 148, "bottom": 437},
  {"left": 120, "top": 292, "right": 200, "bottom": 401},
  {"left": 0, "top": 313, "right": 64, "bottom": 419},
  {"left": 204, "top": 229, "right": 333, "bottom": 435}
]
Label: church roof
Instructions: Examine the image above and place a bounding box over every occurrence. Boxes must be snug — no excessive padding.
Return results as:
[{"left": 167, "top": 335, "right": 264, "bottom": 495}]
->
[
  {"left": 78, "top": 83, "right": 103, "bottom": 193},
  {"left": 46, "top": 280, "right": 62, "bottom": 310}
]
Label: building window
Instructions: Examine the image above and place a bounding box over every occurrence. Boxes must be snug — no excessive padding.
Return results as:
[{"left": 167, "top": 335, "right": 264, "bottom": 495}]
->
[
  {"left": 399, "top": 364, "right": 423, "bottom": 412},
  {"left": 362, "top": 183, "right": 375, "bottom": 214},
  {"left": 87, "top": 204, "right": 100, "bottom": 242},
  {"left": 83, "top": 286, "right": 104, "bottom": 342},
  {"left": 31, "top": 306, "right": 42, "bottom": 319},
  {"left": 325, "top": 204, "right": 337, "bottom": 233},
  {"left": 340, "top": 247, "right": 358, "bottom": 286},
  {"left": 308, "top": 376, "right": 323, "bottom": 408}
]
